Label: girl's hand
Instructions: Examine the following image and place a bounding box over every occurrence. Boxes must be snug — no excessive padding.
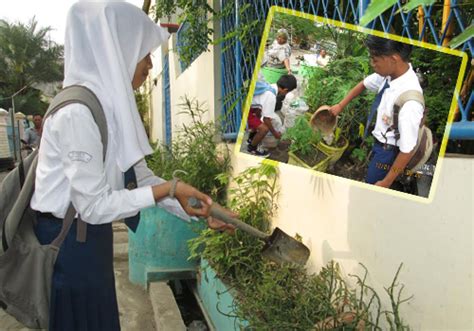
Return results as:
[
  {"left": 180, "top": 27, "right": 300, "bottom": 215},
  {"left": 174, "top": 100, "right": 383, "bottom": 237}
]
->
[{"left": 173, "top": 181, "right": 212, "bottom": 218}]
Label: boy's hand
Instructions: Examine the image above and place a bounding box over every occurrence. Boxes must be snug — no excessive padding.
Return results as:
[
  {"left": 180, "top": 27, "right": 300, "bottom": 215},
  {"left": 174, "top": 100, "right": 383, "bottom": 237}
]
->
[
  {"left": 273, "top": 131, "right": 282, "bottom": 139},
  {"left": 329, "top": 104, "right": 343, "bottom": 116}
]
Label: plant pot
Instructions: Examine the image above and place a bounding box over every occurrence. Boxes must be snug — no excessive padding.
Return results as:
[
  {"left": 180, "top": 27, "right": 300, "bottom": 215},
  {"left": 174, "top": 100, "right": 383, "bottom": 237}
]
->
[
  {"left": 317, "top": 136, "right": 349, "bottom": 164},
  {"left": 260, "top": 66, "right": 298, "bottom": 84},
  {"left": 287, "top": 147, "right": 331, "bottom": 172}
]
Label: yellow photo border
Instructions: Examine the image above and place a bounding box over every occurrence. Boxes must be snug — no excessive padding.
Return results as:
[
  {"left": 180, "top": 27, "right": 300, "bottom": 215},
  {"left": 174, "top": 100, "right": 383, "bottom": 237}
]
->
[{"left": 235, "top": 5, "right": 469, "bottom": 204}]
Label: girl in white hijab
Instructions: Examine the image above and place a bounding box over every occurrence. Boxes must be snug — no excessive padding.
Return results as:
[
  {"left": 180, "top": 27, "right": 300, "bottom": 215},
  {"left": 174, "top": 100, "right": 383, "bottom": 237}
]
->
[{"left": 31, "top": 1, "right": 232, "bottom": 330}]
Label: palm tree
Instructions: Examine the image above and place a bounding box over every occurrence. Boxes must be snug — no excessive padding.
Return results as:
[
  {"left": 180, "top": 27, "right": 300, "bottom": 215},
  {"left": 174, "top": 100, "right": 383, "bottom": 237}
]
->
[{"left": 0, "top": 18, "right": 63, "bottom": 114}]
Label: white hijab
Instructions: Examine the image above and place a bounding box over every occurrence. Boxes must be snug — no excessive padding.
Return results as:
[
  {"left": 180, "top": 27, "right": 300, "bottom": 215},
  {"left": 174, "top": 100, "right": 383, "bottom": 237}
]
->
[{"left": 63, "top": 0, "right": 169, "bottom": 172}]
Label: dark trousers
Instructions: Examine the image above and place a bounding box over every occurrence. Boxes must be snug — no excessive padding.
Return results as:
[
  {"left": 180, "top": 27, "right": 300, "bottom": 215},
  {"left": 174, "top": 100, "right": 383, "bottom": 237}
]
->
[{"left": 365, "top": 141, "right": 399, "bottom": 184}]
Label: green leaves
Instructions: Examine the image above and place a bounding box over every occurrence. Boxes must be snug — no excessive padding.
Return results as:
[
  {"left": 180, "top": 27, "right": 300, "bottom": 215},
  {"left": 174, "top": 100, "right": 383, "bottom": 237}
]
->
[
  {"left": 146, "top": 96, "right": 231, "bottom": 204},
  {"left": 398, "top": 0, "right": 436, "bottom": 14},
  {"left": 448, "top": 24, "right": 474, "bottom": 49},
  {"left": 359, "top": 0, "right": 398, "bottom": 27},
  {"left": 282, "top": 115, "right": 322, "bottom": 156}
]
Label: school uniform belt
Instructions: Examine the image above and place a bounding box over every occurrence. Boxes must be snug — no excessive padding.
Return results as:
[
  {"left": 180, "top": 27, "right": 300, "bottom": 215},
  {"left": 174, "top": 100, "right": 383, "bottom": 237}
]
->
[{"left": 374, "top": 139, "right": 399, "bottom": 151}]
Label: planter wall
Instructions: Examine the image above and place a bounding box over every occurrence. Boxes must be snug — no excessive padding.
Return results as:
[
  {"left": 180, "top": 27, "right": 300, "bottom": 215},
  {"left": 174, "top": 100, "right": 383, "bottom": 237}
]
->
[
  {"left": 128, "top": 206, "right": 206, "bottom": 286},
  {"left": 196, "top": 259, "right": 248, "bottom": 331}
]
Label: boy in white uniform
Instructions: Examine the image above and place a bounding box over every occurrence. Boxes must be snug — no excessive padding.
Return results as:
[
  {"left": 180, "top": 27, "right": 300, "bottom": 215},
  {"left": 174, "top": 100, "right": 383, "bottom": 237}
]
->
[
  {"left": 247, "top": 75, "right": 297, "bottom": 156},
  {"left": 330, "top": 35, "right": 423, "bottom": 188}
]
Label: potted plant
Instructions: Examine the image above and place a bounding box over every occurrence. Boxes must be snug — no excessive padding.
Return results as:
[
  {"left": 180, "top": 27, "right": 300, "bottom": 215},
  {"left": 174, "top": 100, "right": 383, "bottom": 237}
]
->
[
  {"left": 304, "top": 56, "right": 375, "bottom": 166},
  {"left": 282, "top": 115, "right": 331, "bottom": 172},
  {"left": 309, "top": 105, "right": 349, "bottom": 165}
]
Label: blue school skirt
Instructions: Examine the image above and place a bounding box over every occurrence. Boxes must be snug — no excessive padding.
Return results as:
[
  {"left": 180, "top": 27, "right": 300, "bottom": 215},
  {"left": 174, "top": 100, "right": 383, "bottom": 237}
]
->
[{"left": 34, "top": 213, "right": 120, "bottom": 331}]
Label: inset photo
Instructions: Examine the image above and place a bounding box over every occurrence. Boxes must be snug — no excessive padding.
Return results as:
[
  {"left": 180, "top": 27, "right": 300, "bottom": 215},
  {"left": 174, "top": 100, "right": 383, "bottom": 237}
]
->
[{"left": 239, "top": 7, "right": 467, "bottom": 199}]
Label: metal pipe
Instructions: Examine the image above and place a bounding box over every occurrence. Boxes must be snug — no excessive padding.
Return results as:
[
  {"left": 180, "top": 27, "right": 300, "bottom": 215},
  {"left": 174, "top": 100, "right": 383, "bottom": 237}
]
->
[
  {"left": 234, "top": 0, "right": 242, "bottom": 138},
  {"left": 441, "top": 0, "right": 454, "bottom": 46},
  {"left": 417, "top": 6, "right": 426, "bottom": 42},
  {"left": 10, "top": 101, "right": 17, "bottom": 162}
]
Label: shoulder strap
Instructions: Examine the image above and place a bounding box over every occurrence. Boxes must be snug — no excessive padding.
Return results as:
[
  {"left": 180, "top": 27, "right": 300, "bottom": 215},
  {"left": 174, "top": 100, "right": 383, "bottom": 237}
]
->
[
  {"left": 44, "top": 85, "right": 108, "bottom": 160},
  {"left": 2, "top": 86, "right": 107, "bottom": 250},
  {"left": 391, "top": 90, "right": 425, "bottom": 141},
  {"left": 45, "top": 85, "right": 108, "bottom": 244}
]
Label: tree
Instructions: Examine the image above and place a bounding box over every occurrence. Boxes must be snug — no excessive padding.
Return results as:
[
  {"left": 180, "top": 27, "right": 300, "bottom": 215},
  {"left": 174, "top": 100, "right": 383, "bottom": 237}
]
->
[{"left": 0, "top": 17, "right": 63, "bottom": 115}]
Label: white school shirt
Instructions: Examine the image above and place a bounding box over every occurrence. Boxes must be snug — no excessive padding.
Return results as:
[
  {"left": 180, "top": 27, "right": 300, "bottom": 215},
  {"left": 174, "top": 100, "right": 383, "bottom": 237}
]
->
[
  {"left": 31, "top": 104, "right": 189, "bottom": 224},
  {"left": 252, "top": 84, "right": 283, "bottom": 133},
  {"left": 363, "top": 64, "right": 424, "bottom": 153}
]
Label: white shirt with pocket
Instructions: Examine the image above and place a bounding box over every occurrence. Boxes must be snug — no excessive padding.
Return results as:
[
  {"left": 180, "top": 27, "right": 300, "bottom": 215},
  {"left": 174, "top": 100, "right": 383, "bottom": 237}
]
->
[
  {"left": 363, "top": 64, "right": 424, "bottom": 153},
  {"left": 31, "top": 104, "right": 189, "bottom": 224},
  {"left": 252, "top": 84, "right": 283, "bottom": 133}
]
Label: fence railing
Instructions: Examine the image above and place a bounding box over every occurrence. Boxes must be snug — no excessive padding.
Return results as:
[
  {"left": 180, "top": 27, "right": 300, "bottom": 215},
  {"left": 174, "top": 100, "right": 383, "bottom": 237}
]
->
[{"left": 219, "top": 0, "right": 473, "bottom": 141}]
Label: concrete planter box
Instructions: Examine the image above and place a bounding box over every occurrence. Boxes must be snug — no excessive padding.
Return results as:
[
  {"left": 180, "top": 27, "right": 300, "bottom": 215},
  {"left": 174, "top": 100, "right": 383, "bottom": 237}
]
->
[
  {"left": 128, "top": 206, "right": 205, "bottom": 286},
  {"left": 196, "top": 259, "right": 248, "bottom": 331}
]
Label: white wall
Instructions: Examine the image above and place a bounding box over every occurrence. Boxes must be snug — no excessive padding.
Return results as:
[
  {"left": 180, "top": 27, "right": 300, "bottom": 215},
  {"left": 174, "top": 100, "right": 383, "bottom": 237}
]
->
[
  {"left": 231, "top": 153, "right": 473, "bottom": 330},
  {"left": 149, "top": 2, "right": 219, "bottom": 144}
]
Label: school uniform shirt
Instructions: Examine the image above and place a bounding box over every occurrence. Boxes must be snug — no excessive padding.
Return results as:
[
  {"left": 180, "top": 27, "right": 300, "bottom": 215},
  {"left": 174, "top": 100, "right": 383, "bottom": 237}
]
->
[
  {"left": 363, "top": 64, "right": 424, "bottom": 153},
  {"left": 31, "top": 103, "right": 189, "bottom": 224},
  {"left": 252, "top": 84, "right": 284, "bottom": 133}
]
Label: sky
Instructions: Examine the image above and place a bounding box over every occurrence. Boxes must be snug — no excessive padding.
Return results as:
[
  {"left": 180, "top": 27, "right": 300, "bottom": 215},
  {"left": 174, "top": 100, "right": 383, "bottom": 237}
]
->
[{"left": 0, "top": 0, "right": 144, "bottom": 44}]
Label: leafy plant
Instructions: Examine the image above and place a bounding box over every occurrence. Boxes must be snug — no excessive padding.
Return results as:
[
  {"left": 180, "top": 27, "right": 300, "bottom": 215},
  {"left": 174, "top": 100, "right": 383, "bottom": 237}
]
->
[
  {"left": 188, "top": 161, "right": 413, "bottom": 330},
  {"left": 304, "top": 55, "right": 374, "bottom": 145},
  {"left": 282, "top": 115, "right": 322, "bottom": 156},
  {"left": 146, "top": 96, "right": 231, "bottom": 204},
  {"left": 189, "top": 164, "right": 279, "bottom": 284},
  {"left": 351, "top": 136, "right": 375, "bottom": 167}
]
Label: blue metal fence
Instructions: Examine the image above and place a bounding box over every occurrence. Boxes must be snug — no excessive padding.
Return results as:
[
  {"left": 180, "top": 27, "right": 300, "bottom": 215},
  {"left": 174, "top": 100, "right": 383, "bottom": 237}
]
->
[
  {"left": 163, "top": 54, "right": 172, "bottom": 145},
  {"left": 219, "top": 0, "right": 473, "bottom": 141}
]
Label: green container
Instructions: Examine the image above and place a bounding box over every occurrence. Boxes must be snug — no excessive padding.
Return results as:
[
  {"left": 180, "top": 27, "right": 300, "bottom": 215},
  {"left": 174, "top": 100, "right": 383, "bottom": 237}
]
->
[
  {"left": 128, "top": 206, "right": 206, "bottom": 286},
  {"left": 287, "top": 147, "right": 331, "bottom": 172},
  {"left": 260, "top": 66, "right": 298, "bottom": 84},
  {"left": 196, "top": 259, "right": 248, "bottom": 330}
]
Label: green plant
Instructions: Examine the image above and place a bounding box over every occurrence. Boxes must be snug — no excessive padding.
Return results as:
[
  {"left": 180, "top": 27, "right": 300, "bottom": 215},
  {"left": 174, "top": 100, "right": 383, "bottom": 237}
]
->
[
  {"left": 146, "top": 96, "right": 231, "bottom": 204},
  {"left": 282, "top": 115, "right": 322, "bottom": 156},
  {"left": 351, "top": 136, "right": 375, "bottom": 166},
  {"left": 304, "top": 55, "right": 374, "bottom": 145},
  {"left": 189, "top": 162, "right": 413, "bottom": 330}
]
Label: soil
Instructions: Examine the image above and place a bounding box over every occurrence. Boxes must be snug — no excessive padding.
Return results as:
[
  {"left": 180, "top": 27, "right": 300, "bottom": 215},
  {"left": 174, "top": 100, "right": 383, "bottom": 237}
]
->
[
  {"left": 294, "top": 148, "right": 327, "bottom": 167},
  {"left": 325, "top": 136, "right": 347, "bottom": 148},
  {"left": 326, "top": 155, "right": 367, "bottom": 182}
]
